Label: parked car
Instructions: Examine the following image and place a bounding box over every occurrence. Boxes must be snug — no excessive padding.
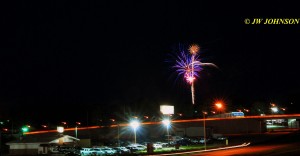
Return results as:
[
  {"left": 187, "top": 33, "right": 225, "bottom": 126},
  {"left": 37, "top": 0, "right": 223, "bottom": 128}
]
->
[
  {"left": 126, "top": 146, "right": 139, "bottom": 153},
  {"left": 91, "top": 148, "right": 106, "bottom": 156},
  {"left": 135, "top": 145, "right": 146, "bottom": 150},
  {"left": 175, "top": 138, "right": 193, "bottom": 146},
  {"left": 101, "top": 147, "right": 116, "bottom": 155},
  {"left": 153, "top": 143, "right": 163, "bottom": 149},
  {"left": 216, "top": 136, "right": 228, "bottom": 140},
  {"left": 128, "top": 144, "right": 146, "bottom": 151},
  {"left": 113, "top": 147, "right": 130, "bottom": 154},
  {"left": 199, "top": 138, "right": 213, "bottom": 144},
  {"left": 80, "top": 148, "right": 94, "bottom": 155}
]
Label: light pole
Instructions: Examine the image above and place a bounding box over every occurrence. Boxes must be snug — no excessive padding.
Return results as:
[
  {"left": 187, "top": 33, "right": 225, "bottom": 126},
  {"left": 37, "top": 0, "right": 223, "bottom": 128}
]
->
[
  {"left": 162, "top": 119, "right": 171, "bottom": 144},
  {"left": 130, "top": 120, "right": 140, "bottom": 144},
  {"left": 75, "top": 126, "right": 77, "bottom": 138},
  {"left": 203, "top": 112, "right": 207, "bottom": 150},
  {"left": 75, "top": 122, "right": 81, "bottom": 138},
  {"left": 118, "top": 124, "right": 120, "bottom": 147}
]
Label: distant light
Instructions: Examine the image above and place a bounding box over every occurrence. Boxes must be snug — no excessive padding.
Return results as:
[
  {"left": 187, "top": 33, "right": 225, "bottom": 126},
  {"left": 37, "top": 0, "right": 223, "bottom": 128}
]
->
[
  {"left": 215, "top": 103, "right": 223, "bottom": 109},
  {"left": 271, "top": 107, "right": 278, "bottom": 113},
  {"left": 244, "top": 109, "right": 249, "bottom": 112},
  {"left": 130, "top": 120, "right": 140, "bottom": 130},
  {"left": 62, "top": 122, "right": 67, "bottom": 125},
  {"left": 57, "top": 126, "right": 64, "bottom": 133},
  {"left": 76, "top": 122, "right": 81, "bottom": 125},
  {"left": 22, "top": 127, "right": 29, "bottom": 132},
  {"left": 162, "top": 119, "right": 171, "bottom": 127}
]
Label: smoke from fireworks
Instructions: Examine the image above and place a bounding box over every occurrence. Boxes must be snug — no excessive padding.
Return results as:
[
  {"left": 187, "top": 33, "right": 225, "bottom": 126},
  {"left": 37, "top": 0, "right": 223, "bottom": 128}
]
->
[{"left": 173, "top": 44, "right": 217, "bottom": 104}]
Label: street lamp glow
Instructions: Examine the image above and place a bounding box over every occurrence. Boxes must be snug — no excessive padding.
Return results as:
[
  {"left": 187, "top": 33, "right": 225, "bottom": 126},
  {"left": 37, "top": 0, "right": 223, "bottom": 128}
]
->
[
  {"left": 57, "top": 126, "right": 64, "bottom": 133},
  {"left": 162, "top": 119, "right": 171, "bottom": 144},
  {"left": 130, "top": 120, "right": 140, "bottom": 130},
  {"left": 130, "top": 120, "right": 140, "bottom": 144},
  {"left": 215, "top": 101, "right": 224, "bottom": 114},
  {"left": 22, "top": 127, "right": 29, "bottom": 133},
  {"left": 215, "top": 103, "right": 223, "bottom": 109},
  {"left": 271, "top": 107, "right": 278, "bottom": 113},
  {"left": 162, "top": 119, "right": 170, "bottom": 127}
]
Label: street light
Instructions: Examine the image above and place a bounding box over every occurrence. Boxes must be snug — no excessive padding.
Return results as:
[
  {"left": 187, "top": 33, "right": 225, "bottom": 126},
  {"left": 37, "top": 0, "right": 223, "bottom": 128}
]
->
[
  {"left": 162, "top": 119, "right": 171, "bottom": 144},
  {"left": 203, "top": 112, "right": 207, "bottom": 150},
  {"left": 271, "top": 107, "right": 278, "bottom": 113},
  {"left": 21, "top": 127, "right": 29, "bottom": 133},
  {"left": 130, "top": 120, "right": 140, "bottom": 144},
  {"left": 215, "top": 102, "right": 223, "bottom": 114}
]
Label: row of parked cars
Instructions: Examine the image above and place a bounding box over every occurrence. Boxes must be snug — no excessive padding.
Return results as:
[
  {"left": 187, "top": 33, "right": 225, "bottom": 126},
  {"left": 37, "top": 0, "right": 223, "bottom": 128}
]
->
[
  {"left": 50, "top": 138, "right": 223, "bottom": 155},
  {"left": 80, "top": 144, "right": 148, "bottom": 155},
  {"left": 49, "top": 142, "right": 171, "bottom": 156}
]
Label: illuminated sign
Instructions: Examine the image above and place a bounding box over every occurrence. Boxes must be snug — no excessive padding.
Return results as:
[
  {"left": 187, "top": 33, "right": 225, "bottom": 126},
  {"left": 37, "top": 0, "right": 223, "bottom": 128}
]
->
[
  {"left": 57, "top": 126, "right": 64, "bottom": 133},
  {"left": 231, "top": 112, "right": 244, "bottom": 117},
  {"left": 160, "top": 105, "right": 174, "bottom": 115}
]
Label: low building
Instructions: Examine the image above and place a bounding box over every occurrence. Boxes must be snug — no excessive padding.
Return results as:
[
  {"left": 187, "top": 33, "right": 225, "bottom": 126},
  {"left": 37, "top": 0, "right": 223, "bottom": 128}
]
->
[{"left": 6, "top": 134, "right": 79, "bottom": 155}]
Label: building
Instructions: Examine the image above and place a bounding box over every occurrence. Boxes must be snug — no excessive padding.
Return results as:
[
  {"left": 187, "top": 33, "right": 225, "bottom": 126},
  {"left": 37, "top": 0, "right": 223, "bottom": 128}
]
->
[
  {"left": 6, "top": 134, "right": 79, "bottom": 155},
  {"left": 208, "top": 112, "right": 245, "bottom": 118}
]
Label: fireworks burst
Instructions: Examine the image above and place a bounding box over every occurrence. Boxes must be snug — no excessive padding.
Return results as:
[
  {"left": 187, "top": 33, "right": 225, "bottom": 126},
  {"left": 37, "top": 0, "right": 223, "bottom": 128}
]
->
[
  {"left": 189, "top": 44, "right": 200, "bottom": 55},
  {"left": 173, "top": 44, "right": 217, "bottom": 104}
]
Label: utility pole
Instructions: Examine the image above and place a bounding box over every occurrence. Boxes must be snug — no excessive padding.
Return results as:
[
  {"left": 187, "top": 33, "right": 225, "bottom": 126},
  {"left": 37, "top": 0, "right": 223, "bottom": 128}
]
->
[
  {"left": 0, "top": 130, "right": 2, "bottom": 155},
  {"left": 203, "top": 112, "right": 207, "bottom": 150},
  {"left": 118, "top": 124, "right": 120, "bottom": 147}
]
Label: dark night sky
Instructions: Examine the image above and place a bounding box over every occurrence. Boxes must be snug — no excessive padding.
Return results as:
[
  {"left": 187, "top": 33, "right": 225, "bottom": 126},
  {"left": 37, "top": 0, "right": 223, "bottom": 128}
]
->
[{"left": 0, "top": 1, "right": 299, "bottom": 124}]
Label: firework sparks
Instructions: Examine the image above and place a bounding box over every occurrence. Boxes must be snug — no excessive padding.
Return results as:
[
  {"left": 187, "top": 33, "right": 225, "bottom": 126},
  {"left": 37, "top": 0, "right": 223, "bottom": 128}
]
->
[
  {"left": 173, "top": 44, "right": 216, "bottom": 104},
  {"left": 189, "top": 44, "right": 200, "bottom": 55}
]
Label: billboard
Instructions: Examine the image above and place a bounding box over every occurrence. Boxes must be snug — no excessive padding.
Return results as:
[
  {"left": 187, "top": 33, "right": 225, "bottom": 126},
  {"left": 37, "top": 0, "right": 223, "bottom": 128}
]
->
[{"left": 160, "top": 105, "right": 174, "bottom": 115}]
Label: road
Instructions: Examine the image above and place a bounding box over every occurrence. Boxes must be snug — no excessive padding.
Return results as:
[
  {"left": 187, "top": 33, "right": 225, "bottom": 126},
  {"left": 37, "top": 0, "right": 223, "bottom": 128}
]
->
[{"left": 192, "top": 143, "right": 300, "bottom": 156}]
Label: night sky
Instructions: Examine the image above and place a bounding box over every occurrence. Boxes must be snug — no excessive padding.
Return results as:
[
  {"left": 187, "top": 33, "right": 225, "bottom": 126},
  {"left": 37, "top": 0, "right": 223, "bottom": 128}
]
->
[{"left": 1, "top": 1, "right": 299, "bottom": 125}]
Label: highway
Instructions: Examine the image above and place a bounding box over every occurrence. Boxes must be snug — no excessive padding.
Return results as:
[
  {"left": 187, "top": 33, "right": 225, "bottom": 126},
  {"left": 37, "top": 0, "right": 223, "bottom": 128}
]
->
[{"left": 192, "top": 143, "right": 300, "bottom": 156}]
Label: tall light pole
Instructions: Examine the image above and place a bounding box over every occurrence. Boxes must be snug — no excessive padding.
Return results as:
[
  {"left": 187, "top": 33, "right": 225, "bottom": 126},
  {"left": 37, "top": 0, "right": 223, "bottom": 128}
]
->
[
  {"left": 130, "top": 120, "right": 140, "bottom": 144},
  {"left": 75, "top": 126, "right": 77, "bottom": 138},
  {"left": 118, "top": 124, "right": 120, "bottom": 147},
  {"left": 203, "top": 112, "right": 207, "bottom": 150},
  {"left": 75, "top": 122, "right": 81, "bottom": 138},
  {"left": 162, "top": 119, "right": 171, "bottom": 144}
]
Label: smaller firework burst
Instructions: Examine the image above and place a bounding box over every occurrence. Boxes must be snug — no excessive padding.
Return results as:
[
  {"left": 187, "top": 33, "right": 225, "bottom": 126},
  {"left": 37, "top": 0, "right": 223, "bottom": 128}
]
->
[{"left": 189, "top": 44, "right": 200, "bottom": 55}]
